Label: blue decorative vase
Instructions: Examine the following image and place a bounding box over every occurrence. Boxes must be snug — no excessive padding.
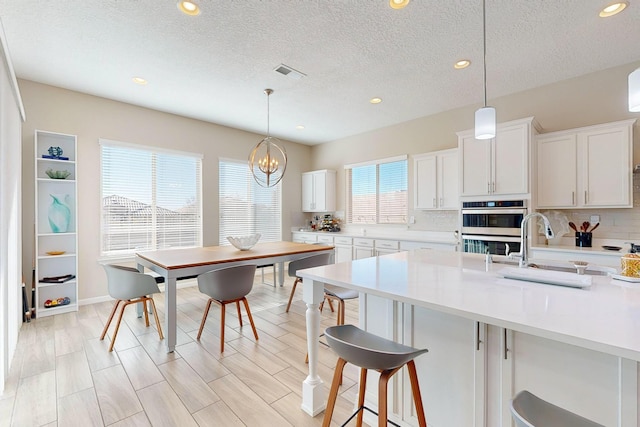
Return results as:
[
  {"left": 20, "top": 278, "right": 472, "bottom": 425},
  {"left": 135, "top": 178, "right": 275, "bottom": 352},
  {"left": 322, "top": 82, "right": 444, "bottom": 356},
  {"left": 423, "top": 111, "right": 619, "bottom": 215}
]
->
[{"left": 48, "top": 194, "right": 71, "bottom": 233}]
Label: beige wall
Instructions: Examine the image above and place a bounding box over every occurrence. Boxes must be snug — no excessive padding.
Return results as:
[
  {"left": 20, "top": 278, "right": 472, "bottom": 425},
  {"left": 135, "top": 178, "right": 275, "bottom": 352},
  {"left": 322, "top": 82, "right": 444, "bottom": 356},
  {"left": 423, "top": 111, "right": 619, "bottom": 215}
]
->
[
  {"left": 19, "top": 79, "right": 312, "bottom": 302},
  {"left": 309, "top": 61, "right": 640, "bottom": 237}
]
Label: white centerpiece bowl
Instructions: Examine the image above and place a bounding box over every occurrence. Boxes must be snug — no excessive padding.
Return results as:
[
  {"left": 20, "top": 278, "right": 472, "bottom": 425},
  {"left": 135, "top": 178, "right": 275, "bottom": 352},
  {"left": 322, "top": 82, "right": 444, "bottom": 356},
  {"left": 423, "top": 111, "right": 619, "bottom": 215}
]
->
[{"left": 227, "top": 233, "right": 261, "bottom": 250}]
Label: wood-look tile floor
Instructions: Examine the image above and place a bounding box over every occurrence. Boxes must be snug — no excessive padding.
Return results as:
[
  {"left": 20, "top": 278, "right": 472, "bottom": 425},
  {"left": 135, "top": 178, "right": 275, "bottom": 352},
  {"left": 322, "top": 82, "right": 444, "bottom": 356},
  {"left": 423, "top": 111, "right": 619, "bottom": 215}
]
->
[{"left": 0, "top": 273, "right": 367, "bottom": 427}]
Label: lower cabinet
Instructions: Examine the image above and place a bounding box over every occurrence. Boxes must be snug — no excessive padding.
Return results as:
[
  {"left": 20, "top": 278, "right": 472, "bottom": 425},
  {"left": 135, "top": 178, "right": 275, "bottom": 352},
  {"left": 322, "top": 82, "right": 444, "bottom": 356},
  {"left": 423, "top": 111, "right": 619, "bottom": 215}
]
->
[
  {"left": 359, "top": 301, "right": 638, "bottom": 427},
  {"left": 353, "top": 238, "right": 375, "bottom": 260},
  {"left": 334, "top": 236, "right": 353, "bottom": 263}
]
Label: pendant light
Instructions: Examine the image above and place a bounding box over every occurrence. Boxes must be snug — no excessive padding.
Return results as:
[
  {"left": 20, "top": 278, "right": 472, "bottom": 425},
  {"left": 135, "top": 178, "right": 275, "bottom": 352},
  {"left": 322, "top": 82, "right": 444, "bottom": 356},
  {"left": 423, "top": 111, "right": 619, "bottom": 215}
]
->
[
  {"left": 475, "top": 0, "right": 496, "bottom": 140},
  {"left": 249, "top": 89, "right": 287, "bottom": 188},
  {"left": 630, "top": 67, "right": 640, "bottom": 112}
]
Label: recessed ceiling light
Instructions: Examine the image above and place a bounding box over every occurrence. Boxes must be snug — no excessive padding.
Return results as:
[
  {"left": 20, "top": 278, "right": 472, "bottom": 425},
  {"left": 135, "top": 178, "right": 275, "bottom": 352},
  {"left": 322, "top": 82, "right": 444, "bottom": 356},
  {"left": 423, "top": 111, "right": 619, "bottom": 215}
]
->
[
  {"left": 454, "top": 59, "right": 471, "bottom": 69},
  {"left": 370, "top": 97, "right": 382, "bottom": 104},
  {"left": 389, "top": 0, "right": 410, "bottom": 9},
  {"left": 132, "top": 77, "right": 148, "bottom": 85},
  {"left": 177, "top": 1, "right": 201, "bottom": 16},
  {"left": 599, "top": 2, "right": 628, "bottom": 17},
  {"left": 296, "top": 125, "right": 305, "bottom": 130}
]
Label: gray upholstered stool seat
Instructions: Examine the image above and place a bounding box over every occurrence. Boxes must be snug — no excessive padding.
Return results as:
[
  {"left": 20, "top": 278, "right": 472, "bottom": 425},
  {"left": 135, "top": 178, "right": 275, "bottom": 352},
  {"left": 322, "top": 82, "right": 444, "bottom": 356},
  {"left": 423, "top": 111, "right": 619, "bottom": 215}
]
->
[
  {"left": 322, "top": 324, "right": 428, "bottom": 427},
  {"left": 285, "top": 252, "right": 332, "bottom": 312},
  {"left": 323, "top": 284, "right": 359, "bottom": 301},
  {"left": 510, "top": 390, "right": 605, "bottom": 427}
]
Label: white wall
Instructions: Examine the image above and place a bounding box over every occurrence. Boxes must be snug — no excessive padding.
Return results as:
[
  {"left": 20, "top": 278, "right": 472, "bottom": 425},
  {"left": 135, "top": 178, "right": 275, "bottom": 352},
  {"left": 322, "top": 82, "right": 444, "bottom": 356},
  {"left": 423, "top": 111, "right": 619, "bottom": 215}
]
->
[
  {"left": 0, "top": 19, "right": 25, "bottom": 392},
  {"left": 309, "top": 61, "right": 640, "bottom": 238},
  {"left": 19, "top": 80, "right": 313, "bottom": 303}
]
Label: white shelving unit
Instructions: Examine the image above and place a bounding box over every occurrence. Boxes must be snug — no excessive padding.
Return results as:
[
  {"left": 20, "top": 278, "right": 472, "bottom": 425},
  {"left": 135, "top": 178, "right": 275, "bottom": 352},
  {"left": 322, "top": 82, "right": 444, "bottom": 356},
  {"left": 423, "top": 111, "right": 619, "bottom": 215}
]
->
[{"left": 34, "top": 130, "right": 78, "bottom": 317}]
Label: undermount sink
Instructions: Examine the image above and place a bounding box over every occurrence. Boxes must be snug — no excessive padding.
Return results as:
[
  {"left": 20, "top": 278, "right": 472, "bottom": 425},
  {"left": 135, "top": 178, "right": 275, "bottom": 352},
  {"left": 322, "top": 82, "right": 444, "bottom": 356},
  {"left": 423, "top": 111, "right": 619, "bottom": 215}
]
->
[{"left": 490, "top": 257, "right": 615, "bottom": 277}]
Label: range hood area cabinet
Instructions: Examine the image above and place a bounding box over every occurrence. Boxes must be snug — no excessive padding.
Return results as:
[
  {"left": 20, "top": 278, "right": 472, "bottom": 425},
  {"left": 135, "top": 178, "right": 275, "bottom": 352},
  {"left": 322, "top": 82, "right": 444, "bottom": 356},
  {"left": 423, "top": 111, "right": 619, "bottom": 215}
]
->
[
  {"left": 302, "top": 169, "right": 336, "bottom": 212},
  {"left": 458, "top": 117, "right": 537, "bottom": 198},
  {"left": 536, "top": 119, "right": 635, "bottom": 209},
  {"left": 414, "top": 149, "right": 459, "bottom": 210}
]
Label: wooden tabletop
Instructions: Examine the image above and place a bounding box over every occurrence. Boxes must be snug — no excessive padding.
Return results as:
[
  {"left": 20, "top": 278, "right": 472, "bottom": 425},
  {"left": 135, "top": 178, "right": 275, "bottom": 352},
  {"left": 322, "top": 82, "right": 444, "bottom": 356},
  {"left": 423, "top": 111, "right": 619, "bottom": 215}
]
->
[{"left": 136, "top": 241, "right": 333, "bottom": 270}]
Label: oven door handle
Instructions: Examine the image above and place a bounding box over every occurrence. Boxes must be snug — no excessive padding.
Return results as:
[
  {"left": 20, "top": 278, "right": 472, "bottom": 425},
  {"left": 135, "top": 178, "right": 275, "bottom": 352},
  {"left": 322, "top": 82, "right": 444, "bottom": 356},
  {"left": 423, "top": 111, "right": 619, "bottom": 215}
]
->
[
  {"left": 461, "top": 208, "right": 527, "bottom": 215},
  {"left": 462, "top": 234, "right": 522, "bottom": 243}
]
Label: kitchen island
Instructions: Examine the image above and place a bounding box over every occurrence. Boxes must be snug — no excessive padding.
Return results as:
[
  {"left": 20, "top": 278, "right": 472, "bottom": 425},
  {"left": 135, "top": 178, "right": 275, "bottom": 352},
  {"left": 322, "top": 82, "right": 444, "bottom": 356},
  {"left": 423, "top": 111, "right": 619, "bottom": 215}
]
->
[{"left": 299, "top": 249, "right": 640, "bottom": 426}]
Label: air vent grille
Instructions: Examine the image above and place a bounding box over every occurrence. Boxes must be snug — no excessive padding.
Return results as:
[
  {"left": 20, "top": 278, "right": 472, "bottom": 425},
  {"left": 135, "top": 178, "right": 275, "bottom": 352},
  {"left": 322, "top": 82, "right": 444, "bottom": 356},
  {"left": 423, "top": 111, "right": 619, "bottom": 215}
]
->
[{"left": 274, "top": 64, "right": 306, "bottom": 80}]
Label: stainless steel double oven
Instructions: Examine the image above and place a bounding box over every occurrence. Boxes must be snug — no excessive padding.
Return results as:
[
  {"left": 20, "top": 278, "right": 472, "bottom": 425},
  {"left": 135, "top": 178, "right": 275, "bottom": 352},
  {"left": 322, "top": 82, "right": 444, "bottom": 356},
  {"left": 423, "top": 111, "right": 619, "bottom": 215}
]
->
[{"left": 461, "top": 200, "right": 526, "bottom": 255}]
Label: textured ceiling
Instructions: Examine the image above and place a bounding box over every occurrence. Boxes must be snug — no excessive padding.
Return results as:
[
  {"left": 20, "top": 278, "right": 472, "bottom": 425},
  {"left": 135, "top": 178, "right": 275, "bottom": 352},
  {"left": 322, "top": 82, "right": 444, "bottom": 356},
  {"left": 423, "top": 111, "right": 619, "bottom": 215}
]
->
[{"left": 0, "top": 0, "right": 639, "bottom": 145}]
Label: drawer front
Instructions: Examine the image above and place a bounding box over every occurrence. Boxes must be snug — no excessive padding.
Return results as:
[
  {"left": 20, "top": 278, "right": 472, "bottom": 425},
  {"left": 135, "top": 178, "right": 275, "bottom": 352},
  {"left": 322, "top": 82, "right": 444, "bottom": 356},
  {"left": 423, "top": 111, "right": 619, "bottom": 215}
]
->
[
  {"left": 293, "top": 233, "right": 318, "bottom": 243},
  {"left": 353, "top": 238, "right": 374, "bottom": 248},
  {"left": 317, "top": 235, "right": 334, "bottom": 244},
  {"left": 375, "top": 240, "right": 400, "bottom": 250},
  {"left": 334, "top": 236, "right": 353, "bottom": 245}
]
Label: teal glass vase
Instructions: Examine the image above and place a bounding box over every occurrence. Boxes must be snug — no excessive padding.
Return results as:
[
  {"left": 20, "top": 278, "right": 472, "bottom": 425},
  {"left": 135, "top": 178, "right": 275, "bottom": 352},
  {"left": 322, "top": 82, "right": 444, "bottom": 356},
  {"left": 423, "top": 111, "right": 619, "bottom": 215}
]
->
[{"left": 48, "top": 194, "right": 71, "bottom": 233}]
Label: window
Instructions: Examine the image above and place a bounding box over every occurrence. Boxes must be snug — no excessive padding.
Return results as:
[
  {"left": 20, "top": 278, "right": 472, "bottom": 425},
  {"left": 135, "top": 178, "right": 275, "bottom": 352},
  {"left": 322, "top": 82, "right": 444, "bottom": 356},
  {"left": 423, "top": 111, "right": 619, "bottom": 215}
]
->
[
  {"left": 346, "top": 155, "right": 408, "bottom": 224},
  {"left": 219, "top": 158, "right": 281, "bottom": 244},
  {"left": 100, "top": 139, "right": 202, "bottom": 256}
]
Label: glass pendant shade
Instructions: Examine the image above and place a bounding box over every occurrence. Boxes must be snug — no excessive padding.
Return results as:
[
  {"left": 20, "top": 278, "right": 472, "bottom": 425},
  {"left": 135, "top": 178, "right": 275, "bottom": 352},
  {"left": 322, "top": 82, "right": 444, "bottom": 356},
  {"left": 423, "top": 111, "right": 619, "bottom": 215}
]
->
[
  {"left": 249, "top": 88, "right": 287, "bottom": 188},
  {"left": 475, "top": 106, "right": 496, "bottom": 140},
  {"left": 249, "top": 135, "right": 287, "bottom": 187},
  {"left": 629, "top": 67, "right": 640, "bottom": 112}
]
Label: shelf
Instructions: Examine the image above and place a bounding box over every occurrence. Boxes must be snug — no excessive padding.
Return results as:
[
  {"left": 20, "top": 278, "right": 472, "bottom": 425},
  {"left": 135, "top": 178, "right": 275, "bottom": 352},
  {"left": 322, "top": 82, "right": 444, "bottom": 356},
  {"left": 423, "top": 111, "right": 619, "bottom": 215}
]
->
[
  {"left": 37, "top": 178, "right": 76, "bottom": 183},
  {"left": 37, "top": 232, "right": 77, "bottom": 237},
  {"left": 37, "top": 158, "right": 76, "bottom": 165},
  {"left": 37, "top": 303, "right": 78, "bottom": 317},
  {"left": 37, "top": 280, "right": 76, "bottom": 288},
  {"left": 37, "top": 253, "right": 76, "bottom": 260}
]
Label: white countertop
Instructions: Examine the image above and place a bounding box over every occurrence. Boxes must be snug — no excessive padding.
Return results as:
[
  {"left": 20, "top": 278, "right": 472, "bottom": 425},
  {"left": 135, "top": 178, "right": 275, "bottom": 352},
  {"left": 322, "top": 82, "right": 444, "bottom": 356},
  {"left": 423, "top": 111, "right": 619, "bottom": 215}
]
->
[{"left": 298, "top": 250, "right": 640, "bottom": 361}]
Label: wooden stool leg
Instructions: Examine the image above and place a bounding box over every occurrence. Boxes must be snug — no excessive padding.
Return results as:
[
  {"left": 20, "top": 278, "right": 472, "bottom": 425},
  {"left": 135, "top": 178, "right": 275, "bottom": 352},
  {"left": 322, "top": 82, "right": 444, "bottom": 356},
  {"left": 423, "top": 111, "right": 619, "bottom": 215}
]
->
[
  {"left": 285, "top": 278, "right": 300, "bottom": 312},
  {"left": 378, "top": 366, "right": 402, "bottom": 427},
  {"left": 220, "top": 302, "right": 226, "bottom": 352},
  {"left": 326, "top": 297, "right": 335, "bottom": 312},
  {"left": 356, "top": 367, "right": 368, "bottom": 427},
  {"left": 338, "top": 300, "right": 345, "bottom": 325},
  {"left": 241, "top": 297, "right": 259, "bottom": 341},
  {"left": 100, "top": 300, "right": 121, "bottom": 340},
  {"left": 142, "top": 299, "right": 150, "bottom": 326},
  {"left": 322, "top": 357, "right": 348, "bottom": 427},
  {"left": 149, "top": 297, "right": 164, "bottom": 340},
  {"left": 108, "top": 304, "right": 128, "bottom": 352},
  {"left": 197, "top": 299, "right": 213, "bottom": 340},
  {"left": 407, "top": 360, "right": 427, "bottom": 427},
  {"left": 236, "top": 301, "right": 243, "bottom": 327}
]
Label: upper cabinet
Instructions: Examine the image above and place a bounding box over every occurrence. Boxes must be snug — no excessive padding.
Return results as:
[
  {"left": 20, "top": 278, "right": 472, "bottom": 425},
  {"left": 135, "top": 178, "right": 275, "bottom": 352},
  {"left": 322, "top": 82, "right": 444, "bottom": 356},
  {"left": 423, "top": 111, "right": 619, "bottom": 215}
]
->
[
  {"left": 537, "top": 119, "right": 635, "bottom": 209},
  {"left": 302, "top": 169, "right": 336, "bottom": 212},
  {"left": 414, "top": 148, "right": 459, "bottom": 210},
  {"left": 458, "top": 117, "right": 536, "bottom": 198}
]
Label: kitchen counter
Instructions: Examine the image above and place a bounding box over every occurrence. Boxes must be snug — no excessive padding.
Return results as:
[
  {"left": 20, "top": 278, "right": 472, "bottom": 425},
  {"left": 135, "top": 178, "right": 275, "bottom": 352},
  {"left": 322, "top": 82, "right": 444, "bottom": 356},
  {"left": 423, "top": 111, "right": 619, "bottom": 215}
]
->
[
  {"left": 291, "top": 228, "right": 459, "bottom": 246},
  {"left": 298, "top": 250, "right": 640, "bottom": 425}
]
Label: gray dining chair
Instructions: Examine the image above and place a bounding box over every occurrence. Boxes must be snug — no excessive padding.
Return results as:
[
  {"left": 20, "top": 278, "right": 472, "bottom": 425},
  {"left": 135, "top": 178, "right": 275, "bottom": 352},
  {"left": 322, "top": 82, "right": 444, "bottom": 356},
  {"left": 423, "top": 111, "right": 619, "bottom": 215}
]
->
[
  {"left": 100, "top": 264, "right": 164, "bottom": 352},
  {"left": 285, "top": 252, "right": 333, "bottom": 312},
  {"left": 196, "top": 264, "right": 259, "bottom": 353},
  {"left": 510, "top": 390, "right": 605, "bottom": 427}
]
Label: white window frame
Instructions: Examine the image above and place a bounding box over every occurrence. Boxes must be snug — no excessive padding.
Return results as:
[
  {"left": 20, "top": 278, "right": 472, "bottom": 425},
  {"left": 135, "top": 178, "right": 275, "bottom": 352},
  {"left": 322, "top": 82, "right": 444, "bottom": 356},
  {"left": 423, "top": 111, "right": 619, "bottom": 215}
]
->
[
  {"left": 345, "top": 155, "right": 408, "bottom": 225},
  {"left": 219, "top": 157, "right": 282, "bottom": 245},
  {"left": 99, "top": 138, "right": 203, "bottom": 257}
]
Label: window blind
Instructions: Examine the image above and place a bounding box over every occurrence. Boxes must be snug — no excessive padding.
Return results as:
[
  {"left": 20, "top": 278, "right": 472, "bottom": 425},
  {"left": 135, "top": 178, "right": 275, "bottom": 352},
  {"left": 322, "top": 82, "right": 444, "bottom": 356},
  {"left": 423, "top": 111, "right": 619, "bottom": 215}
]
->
[
  {"left": 100, "top": 140, "right": 202, "bottom": 256},
  {"left": 219, "top": 158, "right": 281, "bottom": 244},
  {"left": 346, "top": 156, "right": 407, "bottom": 224}
]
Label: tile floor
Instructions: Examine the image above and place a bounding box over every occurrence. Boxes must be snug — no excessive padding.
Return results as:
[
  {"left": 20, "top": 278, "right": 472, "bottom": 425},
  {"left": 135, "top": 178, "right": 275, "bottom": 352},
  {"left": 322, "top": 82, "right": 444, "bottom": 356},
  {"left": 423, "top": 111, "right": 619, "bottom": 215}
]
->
[{"left": 0, "top": 273, "right": 365, "bottom": 426}]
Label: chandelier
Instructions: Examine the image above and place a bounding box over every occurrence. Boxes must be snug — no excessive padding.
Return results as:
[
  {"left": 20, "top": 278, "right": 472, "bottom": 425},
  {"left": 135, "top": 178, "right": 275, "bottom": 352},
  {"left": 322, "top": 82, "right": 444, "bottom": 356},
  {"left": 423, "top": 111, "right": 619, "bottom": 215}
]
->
[{"left": 249, "top": 89, "right": 287, "bottom": 187}]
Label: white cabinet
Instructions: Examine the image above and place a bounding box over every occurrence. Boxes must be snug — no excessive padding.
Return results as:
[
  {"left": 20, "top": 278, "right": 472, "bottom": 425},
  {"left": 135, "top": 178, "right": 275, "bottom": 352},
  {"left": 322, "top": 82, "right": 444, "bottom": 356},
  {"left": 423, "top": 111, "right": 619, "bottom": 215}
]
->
[
  {"left": 353, "top": 238, "right": 374, "bottom": 259},
  {"left": 458, "top": 117, "right": 536, "bottom": 197},
  {"left": 291, "top": 232, "right": 318, "bottom": 244},
  {"left": 414, "top": 149, "right": 459, "bottom": 210},
  {"left": 491, "top": 327, "right": 631, "bottom": 427},
  {"left": 374, "top": 239, "right": 399, "bottom": 256},
  {"left": 302, "top": 169, "right": 336, "bottom": 212},
  {"left": 537, "top": 119, "right": 635, "bottom": 209},
  {"left": 334, "top": 236, "right": 353, "bottom": 263},
  {"left": 34, "top": 130, "right": 78, "bottom": 317}
]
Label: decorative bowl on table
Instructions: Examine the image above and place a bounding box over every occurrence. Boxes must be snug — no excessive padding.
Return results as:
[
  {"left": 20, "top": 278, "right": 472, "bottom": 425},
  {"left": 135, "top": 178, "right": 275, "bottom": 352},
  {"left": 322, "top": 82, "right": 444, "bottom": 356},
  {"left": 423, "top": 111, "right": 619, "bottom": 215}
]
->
[
  {"left": 45, "top": 169, "right": 71, "bottom": 179},
  {"left": 227, "top": 233, "right": 261, "bottom": 250}
]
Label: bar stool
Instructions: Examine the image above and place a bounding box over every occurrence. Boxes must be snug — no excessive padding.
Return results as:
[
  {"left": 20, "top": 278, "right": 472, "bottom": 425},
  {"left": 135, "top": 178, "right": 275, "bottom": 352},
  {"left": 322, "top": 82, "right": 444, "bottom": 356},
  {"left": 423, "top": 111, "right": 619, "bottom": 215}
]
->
[
  {"left": 320, "top": 284, "right": 359, "bottom": 326},
  {"left": 322, "top": 324, "right": 428, "bottom": 427},
  {"left": 510, "top": 390, "right": 604, "bottom": 427}
]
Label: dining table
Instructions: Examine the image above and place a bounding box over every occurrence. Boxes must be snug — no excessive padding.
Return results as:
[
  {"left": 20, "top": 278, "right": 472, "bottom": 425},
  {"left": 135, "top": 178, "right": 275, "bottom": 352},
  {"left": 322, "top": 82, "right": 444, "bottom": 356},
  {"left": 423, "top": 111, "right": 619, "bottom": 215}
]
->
[{"left": 135, "top": 241, "right": 334, "bottom": 352}]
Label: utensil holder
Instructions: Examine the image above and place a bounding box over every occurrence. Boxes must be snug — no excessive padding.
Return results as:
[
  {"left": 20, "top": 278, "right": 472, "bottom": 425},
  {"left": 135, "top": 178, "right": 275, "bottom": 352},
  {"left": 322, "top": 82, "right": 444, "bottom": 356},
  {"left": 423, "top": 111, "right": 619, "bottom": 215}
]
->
[{"left": 575, "top": 232, "right": 592, "bottom": 247}]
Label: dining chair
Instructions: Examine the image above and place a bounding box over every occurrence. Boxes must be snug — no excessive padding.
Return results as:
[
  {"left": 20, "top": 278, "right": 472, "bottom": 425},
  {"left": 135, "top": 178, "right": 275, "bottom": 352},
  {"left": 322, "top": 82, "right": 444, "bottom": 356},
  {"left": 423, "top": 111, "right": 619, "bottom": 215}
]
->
[
  {"left": 285, "top": 252, "right": 333, "bottom": 312},
  {"left": 196, "top": 264, "right": 259, "bottom": 352},
  {"left": 100, "top": 264, "right": 164, "bottom": 352}
]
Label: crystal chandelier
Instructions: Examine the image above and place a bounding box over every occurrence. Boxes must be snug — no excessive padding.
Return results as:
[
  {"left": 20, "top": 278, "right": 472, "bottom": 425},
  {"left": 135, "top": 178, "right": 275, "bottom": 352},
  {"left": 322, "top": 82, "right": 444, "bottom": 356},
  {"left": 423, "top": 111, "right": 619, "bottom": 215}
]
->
[{"left": 249, "top": 89, "right": 287, "bottom": 187}]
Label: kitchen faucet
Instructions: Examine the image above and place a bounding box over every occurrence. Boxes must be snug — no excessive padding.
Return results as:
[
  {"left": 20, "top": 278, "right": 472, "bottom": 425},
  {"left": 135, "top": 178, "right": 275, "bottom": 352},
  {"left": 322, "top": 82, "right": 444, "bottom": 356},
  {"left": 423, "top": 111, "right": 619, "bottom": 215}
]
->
[{"left": 511, "top": 212, "right": 555, "bottom": 268}]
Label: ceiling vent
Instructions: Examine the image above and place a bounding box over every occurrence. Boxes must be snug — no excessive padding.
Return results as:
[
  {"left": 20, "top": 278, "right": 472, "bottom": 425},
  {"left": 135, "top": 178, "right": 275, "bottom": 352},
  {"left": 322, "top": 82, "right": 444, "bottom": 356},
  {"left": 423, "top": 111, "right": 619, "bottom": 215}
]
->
[{"left": 274, "top": 64, "right": 306, "bottom": 80}]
